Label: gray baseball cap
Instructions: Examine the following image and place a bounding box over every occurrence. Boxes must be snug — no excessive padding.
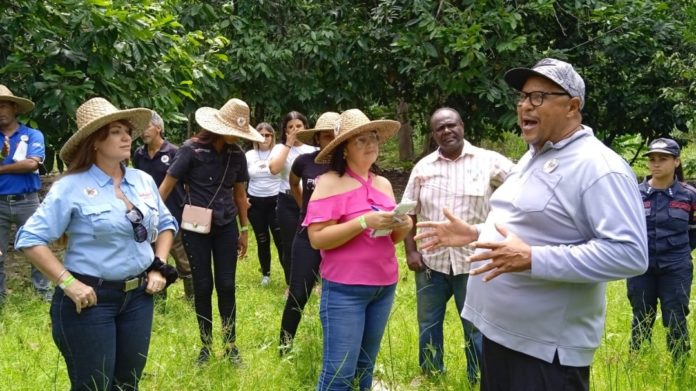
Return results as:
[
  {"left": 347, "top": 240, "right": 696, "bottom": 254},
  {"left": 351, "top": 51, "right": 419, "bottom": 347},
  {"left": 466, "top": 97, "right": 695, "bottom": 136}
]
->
[{"left": 504, "top": 58, "right": 586, "bottom": 109}]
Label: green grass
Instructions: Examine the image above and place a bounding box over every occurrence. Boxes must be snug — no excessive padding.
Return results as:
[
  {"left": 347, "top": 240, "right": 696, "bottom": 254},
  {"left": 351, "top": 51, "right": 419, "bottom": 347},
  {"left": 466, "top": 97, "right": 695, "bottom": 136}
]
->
[{"left": 1, "top": 239, "right": 696, "bottom": 390}]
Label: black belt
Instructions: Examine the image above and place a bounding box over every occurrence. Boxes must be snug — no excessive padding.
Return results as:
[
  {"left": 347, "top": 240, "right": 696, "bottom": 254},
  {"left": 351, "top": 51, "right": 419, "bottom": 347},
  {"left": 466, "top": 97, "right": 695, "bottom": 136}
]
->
[
  {"left": 0, "top": 192, "right": 37, "bottom": 201},
  {"left": 281, "top": 190, "right": 292, "bottom": 195},
  {"left": 70, "top": 271, "right": 147, "bottom": 292}
]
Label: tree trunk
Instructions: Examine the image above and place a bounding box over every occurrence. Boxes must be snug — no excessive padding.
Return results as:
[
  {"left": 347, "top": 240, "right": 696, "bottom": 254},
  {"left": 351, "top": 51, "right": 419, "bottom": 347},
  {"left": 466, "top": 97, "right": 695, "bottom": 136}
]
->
[{"left": 396, "top": 99, "right": 414, "bottom": 161}]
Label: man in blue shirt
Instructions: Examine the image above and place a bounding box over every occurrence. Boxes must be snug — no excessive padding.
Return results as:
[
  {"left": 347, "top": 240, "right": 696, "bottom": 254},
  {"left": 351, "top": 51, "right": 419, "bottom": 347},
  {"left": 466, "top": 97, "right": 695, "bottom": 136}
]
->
[
  {"left": 133, "top": 110, "right": 192, "bottom": 300},
  {"left": 0, "top": 84, "right": 51, "bottom": 302}
]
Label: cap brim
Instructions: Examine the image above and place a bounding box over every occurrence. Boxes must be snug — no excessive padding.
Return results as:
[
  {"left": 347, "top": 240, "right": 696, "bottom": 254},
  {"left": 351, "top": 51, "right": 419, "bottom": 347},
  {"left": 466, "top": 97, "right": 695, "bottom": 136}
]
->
[
  {"left": 643, "top": 148, "right": 678, "bottom": 157},
  {"left": 195, "top": 107, "right": 263, "bottom": 142},
  {"left": 504, "top": 67, "right": 566, "bottom": 92}
]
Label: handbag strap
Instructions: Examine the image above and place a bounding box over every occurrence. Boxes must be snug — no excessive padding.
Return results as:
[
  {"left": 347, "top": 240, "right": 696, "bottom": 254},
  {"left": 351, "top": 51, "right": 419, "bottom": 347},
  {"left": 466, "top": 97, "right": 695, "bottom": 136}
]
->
[{"left": 186, "top": 151, "right": 233, "bottom": 209}]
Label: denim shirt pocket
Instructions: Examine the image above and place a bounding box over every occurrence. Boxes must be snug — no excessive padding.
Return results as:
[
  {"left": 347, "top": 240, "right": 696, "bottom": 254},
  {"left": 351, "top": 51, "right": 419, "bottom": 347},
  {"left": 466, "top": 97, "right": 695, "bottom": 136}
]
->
[{"left": 513, "top": 170, "right": 561, "bottom": 212}]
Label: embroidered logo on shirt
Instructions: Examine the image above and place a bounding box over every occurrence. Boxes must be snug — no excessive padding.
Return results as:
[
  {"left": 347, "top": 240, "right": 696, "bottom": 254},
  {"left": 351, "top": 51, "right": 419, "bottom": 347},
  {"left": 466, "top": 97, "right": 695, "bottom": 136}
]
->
[
  {"left": 20, "top": 135, "right": 29, "bottom": 142},
  {"left": 83, "top": 187, "right": 98, "bottom": 198},
  {"left": 543, "top": 159, "right": 559, "bottom": 173},
  {"left": 160, "top": 155, "right": 170, "bottom": 164}
]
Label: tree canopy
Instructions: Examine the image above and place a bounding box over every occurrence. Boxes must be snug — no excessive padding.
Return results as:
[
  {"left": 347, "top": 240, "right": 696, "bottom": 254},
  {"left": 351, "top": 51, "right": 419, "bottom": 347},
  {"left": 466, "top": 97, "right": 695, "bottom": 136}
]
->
[{"left": 1, "top": 0, "right": 694, "bottom": 165}]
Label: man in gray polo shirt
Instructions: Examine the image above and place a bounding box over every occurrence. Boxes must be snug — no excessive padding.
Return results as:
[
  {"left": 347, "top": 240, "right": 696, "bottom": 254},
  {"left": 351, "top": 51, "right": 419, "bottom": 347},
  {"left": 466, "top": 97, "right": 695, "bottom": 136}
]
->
[{"left": 415, "top": 58, "right": 648, "bottom": 390}]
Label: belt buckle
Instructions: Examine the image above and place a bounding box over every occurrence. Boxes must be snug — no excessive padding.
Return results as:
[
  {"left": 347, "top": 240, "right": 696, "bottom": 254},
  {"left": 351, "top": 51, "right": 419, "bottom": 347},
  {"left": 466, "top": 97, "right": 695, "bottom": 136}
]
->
[{"left": 124, "top": 277, "right": 140, "bottom": 292}]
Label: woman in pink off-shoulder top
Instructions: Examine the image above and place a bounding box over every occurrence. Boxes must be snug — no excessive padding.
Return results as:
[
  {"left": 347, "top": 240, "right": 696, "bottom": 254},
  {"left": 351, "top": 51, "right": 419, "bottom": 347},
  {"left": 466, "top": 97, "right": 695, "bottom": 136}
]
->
[{"left": 303, "top": 109, "right": 412, "bottom": 391}]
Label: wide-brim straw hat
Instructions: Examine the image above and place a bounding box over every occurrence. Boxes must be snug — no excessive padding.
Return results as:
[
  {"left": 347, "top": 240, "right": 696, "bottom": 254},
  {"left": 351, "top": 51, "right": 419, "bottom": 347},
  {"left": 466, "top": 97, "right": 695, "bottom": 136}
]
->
[
  {"left": 296, "top": 111, "right": 340, "bottom": 146},
  {"left": 315, "top": 109, "right": 400, "bottom": 163},
  {"left": 59, "top": 97, "right": 151, "bottom": 164},
  {"left": 0, "top": 84, "right": 35, "bottom": 114},
  {"left": 195, "top": 98, "right": 263, "bottom": 142}
]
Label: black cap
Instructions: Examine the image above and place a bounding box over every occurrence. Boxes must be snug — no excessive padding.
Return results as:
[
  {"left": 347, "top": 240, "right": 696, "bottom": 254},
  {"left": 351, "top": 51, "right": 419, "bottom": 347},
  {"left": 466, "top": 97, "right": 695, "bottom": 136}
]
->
[{"left": 644, "top": 138, "right": 680, "bottom": 157}]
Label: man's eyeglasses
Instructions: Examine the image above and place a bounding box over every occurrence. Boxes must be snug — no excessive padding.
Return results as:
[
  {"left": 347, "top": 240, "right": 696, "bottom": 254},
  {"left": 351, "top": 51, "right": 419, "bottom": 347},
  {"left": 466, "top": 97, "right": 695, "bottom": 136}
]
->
[
  {"left": 513, "top": 91, "right": 570, "bottom": 108},
  {"left": 125, "top": 207, "right": 148, "bottom": 243},
  {"left": 352, "top": 132, "right": 380, "bottom": 149}
]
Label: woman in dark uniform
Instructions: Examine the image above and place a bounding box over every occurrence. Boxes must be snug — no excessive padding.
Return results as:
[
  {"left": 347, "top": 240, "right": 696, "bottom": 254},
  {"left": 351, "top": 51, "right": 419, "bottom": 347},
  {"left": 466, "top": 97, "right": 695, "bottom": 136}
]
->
[{"left": 628, "top": 138, "right": 696, "bottom": 361}]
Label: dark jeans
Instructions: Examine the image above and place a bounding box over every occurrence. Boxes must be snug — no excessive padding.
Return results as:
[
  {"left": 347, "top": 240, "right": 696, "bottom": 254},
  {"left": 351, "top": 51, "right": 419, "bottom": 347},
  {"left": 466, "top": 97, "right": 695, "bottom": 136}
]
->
[
  {"left": 280, "top": 232, "right": 321, "bottom": 348},
  {"left": 50, "top": 283, "right": 153, "bottom": 391},
  {"left": 182, "top": 221, "right": 239, "bottom": 347},
  {"left": 248, "top": 195, "right": 282, "bottom": 277},
  {"left": 415, "top": 268, "right": 481, "bottom": 382},
  {"left": 481, "top": 336, "right": 590, "bottom": 391},
  {"left": 627, "top": 261, "right": 692, "bottom": 359},
  {"left": 276, "top": 192, "right": 299, "bottom": 285},
  {"left": 0, "top": 193, "right": 51, "bottom": 295}
]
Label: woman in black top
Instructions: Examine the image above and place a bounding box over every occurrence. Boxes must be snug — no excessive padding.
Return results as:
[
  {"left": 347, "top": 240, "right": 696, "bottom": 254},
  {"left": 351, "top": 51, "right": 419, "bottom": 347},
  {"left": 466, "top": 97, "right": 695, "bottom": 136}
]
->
[
  {"left": 159, "top": 98, "right": 263, "bottom": 364},
  {"left": 279, "top": 112, "right": 338, "bottom": 354}
]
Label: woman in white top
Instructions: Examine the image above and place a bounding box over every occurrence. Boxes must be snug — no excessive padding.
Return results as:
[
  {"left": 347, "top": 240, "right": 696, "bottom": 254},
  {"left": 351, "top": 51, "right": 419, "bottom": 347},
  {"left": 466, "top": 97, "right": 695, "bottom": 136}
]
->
[
  {"left": 245, "top": 123, "right": 283, "bottom": 286},
  {"left": 268, "top": 111, "right": 316, "bottom": 287}
]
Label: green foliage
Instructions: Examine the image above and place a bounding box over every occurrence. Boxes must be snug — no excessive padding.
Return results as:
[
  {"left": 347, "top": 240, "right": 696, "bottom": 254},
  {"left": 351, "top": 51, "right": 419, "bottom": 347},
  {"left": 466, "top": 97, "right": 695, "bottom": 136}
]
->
[{"left": 2, "top": 0, "right": 696, "bottom": 165}]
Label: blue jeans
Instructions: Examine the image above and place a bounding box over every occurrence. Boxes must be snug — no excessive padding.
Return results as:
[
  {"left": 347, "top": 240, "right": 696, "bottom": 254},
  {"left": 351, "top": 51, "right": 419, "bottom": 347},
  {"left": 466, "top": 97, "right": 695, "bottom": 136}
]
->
[
  {"left": 50, "top": 283, "right": 153, "bottom": 390},
  {"left": 627, "top": 261, "right": 692, "bottom": 360},
  {"left": 317, "top": 279, "right": 396, "bottom": 391},
  {"left": 415, "top": 269, "right": 482, "bottom": 382},
  {"left": 0, "top": 194, "right": 51, "bottom": 295}
]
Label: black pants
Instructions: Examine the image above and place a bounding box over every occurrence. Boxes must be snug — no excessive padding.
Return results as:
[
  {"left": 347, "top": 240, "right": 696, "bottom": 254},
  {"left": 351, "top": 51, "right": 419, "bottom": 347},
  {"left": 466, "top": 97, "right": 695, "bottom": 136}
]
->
[
  {"left": 248, "top": 195, "right": 283, "bottom": 277},
  {"left": 276, "top": 192, "right": 300, "bottom": 285},
  {"left": 279, "top": 232, "right": 321, "bottom": 347},
  {"left": 481, "top": 336, "right": 589, "bottom": 391},
  {"left": 182, "top": 222, "right": 239, "bottom": 347}
]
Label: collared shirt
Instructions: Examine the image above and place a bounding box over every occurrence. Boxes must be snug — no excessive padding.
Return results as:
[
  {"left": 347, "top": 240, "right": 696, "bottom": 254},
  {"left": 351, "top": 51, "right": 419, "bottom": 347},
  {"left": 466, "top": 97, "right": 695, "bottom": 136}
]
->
[
  {"left": 246, "top": 146, "right": 280, "bottom": 197},
  {"left": 133, "top": 140, "right": 185, "bottom": 222},
  {"left": 270, "top": 143, "right": 317, "bottom": 192},
  {"left": 167, "top": 140, "right": 248, "bottom": 226},
  {"left": 463, "top": 126, "right": 648, "bottom": 367},
  {"left": 402, "top": 140, "right": 513, "bottom": 275},
  {"left": 0, "top": 122, "right": 45, "bottom": 195},
  {"left": 15, "top": 164, "right": 178, "bottom": 280},
  {"left": 640, "top": 177, "right": 696, "bottom": 267}
]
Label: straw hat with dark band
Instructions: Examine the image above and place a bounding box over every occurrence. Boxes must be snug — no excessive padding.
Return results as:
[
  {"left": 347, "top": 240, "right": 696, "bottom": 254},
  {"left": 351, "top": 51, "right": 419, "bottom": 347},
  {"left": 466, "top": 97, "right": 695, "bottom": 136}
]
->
[
  {"left": 314, "top": 109, "right": 400, "bottom": 163},
  {"left": 59, "top": 97, "right": 151, "bottom": 164},
  {"left": 195, "top": 98, "right": 263, "bottom": 142},
  {"left": 0, "top": 84, "right": 35, "bottom": 114},
  {"left": 296, "top": 111, "right": 340, "bottom": 146}
]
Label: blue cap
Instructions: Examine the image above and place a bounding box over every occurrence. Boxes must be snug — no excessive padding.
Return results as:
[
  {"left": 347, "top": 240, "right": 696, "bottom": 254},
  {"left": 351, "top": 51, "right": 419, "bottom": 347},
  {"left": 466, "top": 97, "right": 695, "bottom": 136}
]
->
[{"left": 644, "top": 138, "right": 680, "bottom": 157}]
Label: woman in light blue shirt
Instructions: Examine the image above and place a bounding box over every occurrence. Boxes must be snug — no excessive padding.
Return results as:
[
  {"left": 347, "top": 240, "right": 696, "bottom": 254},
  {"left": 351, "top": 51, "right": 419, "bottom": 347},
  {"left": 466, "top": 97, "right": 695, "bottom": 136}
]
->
[{"left": 15, "top": 97, "right": 178, "bottom": 391}]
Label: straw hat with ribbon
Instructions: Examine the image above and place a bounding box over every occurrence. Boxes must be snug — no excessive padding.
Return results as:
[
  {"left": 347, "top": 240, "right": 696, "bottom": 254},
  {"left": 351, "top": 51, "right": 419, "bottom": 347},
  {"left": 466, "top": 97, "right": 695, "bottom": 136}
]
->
[
  {"left": 314, "top": 109, "right": 400, "bottom": 163},
  {"left": 195, "top": 98, "right": 264, "bottom": 143},
  {"left": 0, "top": 84, "right": 35, "bottom": 114},
  {"left": 296, "top": 111, "right": 340, "bottom": 147},
  {"left": 59, "top": 97, "right": 151, "bottom": 164}
]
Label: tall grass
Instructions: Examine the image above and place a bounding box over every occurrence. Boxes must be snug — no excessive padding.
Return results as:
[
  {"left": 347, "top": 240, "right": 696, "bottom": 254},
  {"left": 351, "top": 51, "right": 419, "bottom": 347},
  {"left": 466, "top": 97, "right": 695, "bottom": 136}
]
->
[{"left": 1, "top": 239, "right": 695, "bottom": 390}]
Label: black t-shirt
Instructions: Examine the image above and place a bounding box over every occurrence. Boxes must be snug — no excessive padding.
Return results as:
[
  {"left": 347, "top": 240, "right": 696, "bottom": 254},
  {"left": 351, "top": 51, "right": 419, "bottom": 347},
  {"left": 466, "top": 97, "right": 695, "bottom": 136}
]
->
[
  {"left": 133, "top": 140, "right": 185, "bottom": 222},
  {"left": 167, "top": 140, "right": 249, "bottom": 226},
  {"left": 291, "top": 150, "right": 330, "bottom": 217}
]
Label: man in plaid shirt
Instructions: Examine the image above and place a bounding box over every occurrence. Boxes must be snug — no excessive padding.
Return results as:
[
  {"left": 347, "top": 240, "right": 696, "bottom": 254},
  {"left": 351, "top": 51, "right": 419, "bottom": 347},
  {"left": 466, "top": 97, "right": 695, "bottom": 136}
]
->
[{"left": 402, "top": 107, "right": 513, "bottom": 383}]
